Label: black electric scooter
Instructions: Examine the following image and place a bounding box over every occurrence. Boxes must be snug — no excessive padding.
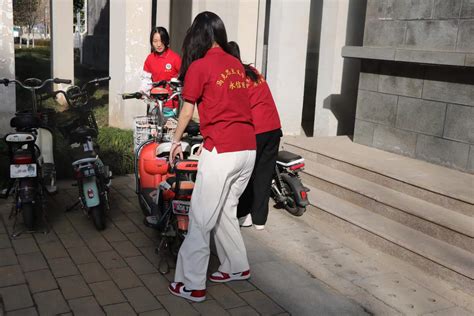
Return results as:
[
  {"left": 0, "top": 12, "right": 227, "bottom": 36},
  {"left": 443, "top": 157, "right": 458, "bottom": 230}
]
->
[
  {"left": 1, "top": 77, "right": 71, "bottom": 236},
  {"left": 271, "top": 151, "right": 310, "bottom": 216}
]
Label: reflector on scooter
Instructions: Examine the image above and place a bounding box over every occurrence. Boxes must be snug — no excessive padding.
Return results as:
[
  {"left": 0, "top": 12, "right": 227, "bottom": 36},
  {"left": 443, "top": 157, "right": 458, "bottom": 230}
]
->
[
  {"left": 289, "top": 163, "right": 305, "bottom": 171},
  {"left": 87, "top": 188, "right": 94, "bottom": 198},
  {"left": 300, "top": 191, "right": 307, "bottom": 200}
]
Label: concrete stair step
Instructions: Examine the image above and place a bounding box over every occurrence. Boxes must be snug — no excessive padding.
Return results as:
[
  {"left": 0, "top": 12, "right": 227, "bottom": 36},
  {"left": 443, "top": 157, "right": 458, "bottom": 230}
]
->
[
  {"left": 282, "top": 136, "right": 474, "bottom": 217},
  {"left": 300, "top": 160, "right": 474, "bottom": 252},
  {"left": 306, "top": 186, "right": 474, "bottom": 292}
]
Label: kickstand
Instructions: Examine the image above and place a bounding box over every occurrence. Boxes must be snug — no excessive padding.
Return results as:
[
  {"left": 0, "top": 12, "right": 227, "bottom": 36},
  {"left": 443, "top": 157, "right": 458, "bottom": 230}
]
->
[
  {"left": 11, "top": 212, "right": 50, "bottom": 239},
  {"left": 65, "top": 199, "right": 81, "bottom": 212}
]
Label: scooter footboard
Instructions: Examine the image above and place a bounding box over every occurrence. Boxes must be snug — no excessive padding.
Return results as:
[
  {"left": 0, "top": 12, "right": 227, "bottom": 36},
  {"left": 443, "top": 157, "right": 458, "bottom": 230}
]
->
[{"left": 36, "top": 128, "right": 54, "bottom": 164}]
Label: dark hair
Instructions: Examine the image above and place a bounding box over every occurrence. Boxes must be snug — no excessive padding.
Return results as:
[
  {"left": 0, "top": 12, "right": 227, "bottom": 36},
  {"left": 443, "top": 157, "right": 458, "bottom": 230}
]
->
[
  {"left": 179, "top": 11, "right": 232, "bottom": 81},
  {"left": 227, "top": 41, "right": 259, "bottom": 83},
  {"left": 150, "top": 26, "right": 170, "bottom": 53}
]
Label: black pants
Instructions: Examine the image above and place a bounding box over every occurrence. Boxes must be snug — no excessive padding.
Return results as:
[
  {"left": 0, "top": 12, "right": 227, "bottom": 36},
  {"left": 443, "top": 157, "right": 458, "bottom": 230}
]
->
[{"left": 237, "top": 128, "right": 282, "bottom": 225}]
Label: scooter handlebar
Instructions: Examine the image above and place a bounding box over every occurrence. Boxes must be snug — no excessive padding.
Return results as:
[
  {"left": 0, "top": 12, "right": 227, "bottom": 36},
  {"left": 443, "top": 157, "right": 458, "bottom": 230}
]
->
[
  {"left": 53, "top": 78, "right": 72, "bottom": 84},
  {"left": 90, "top": 77, "right": 111, "bottom": 85},
  {"left": 69, "top": 91, "right": 88, "bottom": 100},
  {"left": 151, "top": 80, "right": 168, "bottom": 88},
  {"left": 122, "top": 92, "right": 143, "bottom": 100}
]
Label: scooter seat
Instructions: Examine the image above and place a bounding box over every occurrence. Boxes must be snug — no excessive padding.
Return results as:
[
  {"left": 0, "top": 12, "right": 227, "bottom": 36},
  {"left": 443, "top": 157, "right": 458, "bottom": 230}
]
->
[
  {"left": 71, "top": 126, "right": 97, "bottom": 142},
  {"left": 277, "top": 151, "right": 302, "bottom": 164},
  {"left": 10, "top": 112, "right": 40, "bottom": 130},
  {"left": 185, "top": 120, "right": 200, "bottom": 136}
]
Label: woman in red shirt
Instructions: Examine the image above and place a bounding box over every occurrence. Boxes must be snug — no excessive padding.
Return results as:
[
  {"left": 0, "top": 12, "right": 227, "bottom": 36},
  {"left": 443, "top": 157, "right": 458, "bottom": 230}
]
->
[
  {"left": 140, "top": 26, "right": 181, "bottom": 109},
  {"left": 228, "top": 41, "right": 282, "bottom": 230},
  {"left": 167, "top": 12, "right": 256, "bottom": 302}
]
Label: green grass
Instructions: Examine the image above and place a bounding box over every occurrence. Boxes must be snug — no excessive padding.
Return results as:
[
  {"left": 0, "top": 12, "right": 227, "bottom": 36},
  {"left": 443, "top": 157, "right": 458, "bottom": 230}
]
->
[{"left": 97, "top": 127, "right": 134, "bottom": 175}]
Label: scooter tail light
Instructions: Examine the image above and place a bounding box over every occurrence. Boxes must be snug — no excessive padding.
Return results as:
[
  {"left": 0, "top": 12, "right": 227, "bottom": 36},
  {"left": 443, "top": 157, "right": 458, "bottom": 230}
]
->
[
  {"left": 176, "top": 215, "right": 189, "bottom": 231},
  {"left": 87, "top": 188, "right": 94, "bottom": 199},
  {"left": 300, "top": 190, "right": 307, "bottom": 200},
  {"left": 289, "top": 163, "right": 305, "bottom": 171},
  {"left": 74, "top": 168, "right": 83, "bottom": 179},
  {"left": 13, "top": 155, "right": 33, "bottom": 164}
]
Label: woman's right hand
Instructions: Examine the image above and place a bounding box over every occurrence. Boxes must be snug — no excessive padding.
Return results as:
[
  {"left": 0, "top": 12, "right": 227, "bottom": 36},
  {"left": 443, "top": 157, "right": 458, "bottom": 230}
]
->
[{"left": 170, "top": 142, "right": 184, "bottom": 165}]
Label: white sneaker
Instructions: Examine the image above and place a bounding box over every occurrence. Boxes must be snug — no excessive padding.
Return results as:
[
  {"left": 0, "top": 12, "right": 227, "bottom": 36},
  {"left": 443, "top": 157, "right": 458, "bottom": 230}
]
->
[
  {"left": 254, "top": 224, "right": 265, "bottom": 230},
  {"left": 238, "top": 214, "right": 252, "bottom": 227}
]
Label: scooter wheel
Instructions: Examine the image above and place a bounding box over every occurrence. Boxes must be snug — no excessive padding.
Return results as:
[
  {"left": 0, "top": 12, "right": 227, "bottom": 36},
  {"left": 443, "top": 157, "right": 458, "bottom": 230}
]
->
[
  {"left": 22, "top": 202, "right": 35, "bottom": 230},
  {"left": 90, "top": 205, "right": 106, "bottom": 230},
  {"left": 282, "top": 181, "right": 306, "bottom": 217}
]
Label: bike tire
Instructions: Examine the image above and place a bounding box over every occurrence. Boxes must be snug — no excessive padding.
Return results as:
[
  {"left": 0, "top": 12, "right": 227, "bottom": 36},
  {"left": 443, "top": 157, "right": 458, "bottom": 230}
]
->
[
  {"left": 282, "top": 181, "right": 306, "bottom": 217},
  {"left": 90, "top": 205, "right": 106, "bottom": 231},
  {"left": 22, "top": 202, "right": 35, "bottom": 230}
]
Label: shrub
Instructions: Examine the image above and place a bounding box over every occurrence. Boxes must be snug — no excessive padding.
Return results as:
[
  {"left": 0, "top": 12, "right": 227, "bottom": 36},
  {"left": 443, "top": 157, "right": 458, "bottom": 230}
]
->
[{"left": 97, "top": 127, "right": 134, "bottom": 175}]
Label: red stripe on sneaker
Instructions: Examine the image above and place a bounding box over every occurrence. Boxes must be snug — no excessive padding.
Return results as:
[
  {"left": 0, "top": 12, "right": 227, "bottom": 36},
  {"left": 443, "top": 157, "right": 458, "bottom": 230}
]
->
[{"left": 191, "top": 289, "right": 206, "bottom": 298}]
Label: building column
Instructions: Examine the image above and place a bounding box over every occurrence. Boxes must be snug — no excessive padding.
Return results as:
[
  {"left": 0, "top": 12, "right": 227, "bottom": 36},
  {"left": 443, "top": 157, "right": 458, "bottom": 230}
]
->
[
  {"left": 313, "top": 0, "right": 364, "bottom": 136},
  {"left": 50, "top": 0, "right": 74, "bottom": 89},
  {"left": 266, "top": 0, "right": 311, "bottom": 135},
  {"left": 254, "top": 0, "right": 267, "bottom": 72},
  {"left": 109, "top": 0, "right": 152, "bottom": 129},
  {"left": 0, "top": 0, "right": 16, "bottom": 135},
  {"left": 190, "top": 0, "right": 260, "bottom": 65},
  {"left": 156, "top": 0, "right": 171, "bottom": 30}
]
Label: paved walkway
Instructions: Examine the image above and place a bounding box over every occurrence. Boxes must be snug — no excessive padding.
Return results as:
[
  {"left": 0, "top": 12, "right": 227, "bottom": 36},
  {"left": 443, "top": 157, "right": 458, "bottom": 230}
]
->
[{"left": 0, "top": 176, "right": 366, "bottom": 316}]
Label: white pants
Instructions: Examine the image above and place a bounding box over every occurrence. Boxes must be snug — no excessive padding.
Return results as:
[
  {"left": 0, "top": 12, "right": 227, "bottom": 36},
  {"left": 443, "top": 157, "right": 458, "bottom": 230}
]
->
[{"left": 174, "top": 147, "right": 256, "bottom": 290}]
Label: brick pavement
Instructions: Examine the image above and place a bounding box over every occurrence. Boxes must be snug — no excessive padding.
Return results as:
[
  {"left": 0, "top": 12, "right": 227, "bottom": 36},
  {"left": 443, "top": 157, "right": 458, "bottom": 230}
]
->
[{"left": 0, "top": 176, "right": 291, "bottom": 316}]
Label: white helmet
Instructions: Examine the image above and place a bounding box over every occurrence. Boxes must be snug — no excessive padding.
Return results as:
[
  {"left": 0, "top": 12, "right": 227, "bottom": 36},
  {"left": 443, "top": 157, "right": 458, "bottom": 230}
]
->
[{"left": 156, "top": 141, "right": 190, "bottom": 157}]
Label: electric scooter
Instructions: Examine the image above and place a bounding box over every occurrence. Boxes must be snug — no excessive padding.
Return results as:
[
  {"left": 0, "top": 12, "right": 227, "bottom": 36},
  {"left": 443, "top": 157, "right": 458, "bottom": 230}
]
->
[
  {"left": 122, "top": 79, "right": 201, "bottom": 272},
  {"left": 1, "top": 77, "right": 71, "bottom": 236},
  {"left": 53, "top": 77, "right": 113, "bottom": 230},
  {"left": 271, "top": 151, "right": 310, "bottom": 216}
]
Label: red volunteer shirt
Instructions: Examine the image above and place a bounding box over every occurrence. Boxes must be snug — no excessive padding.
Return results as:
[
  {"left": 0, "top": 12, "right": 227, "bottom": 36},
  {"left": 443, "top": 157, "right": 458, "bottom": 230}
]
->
[
  {"left": 182, "top": 47, "right": 256, "bottom": 153},
  {"left": 246, "top": 66, "right": 281, "bottom": 134},
  {"left": 143, "top": 48, "right": 181, "bottom": 108}
]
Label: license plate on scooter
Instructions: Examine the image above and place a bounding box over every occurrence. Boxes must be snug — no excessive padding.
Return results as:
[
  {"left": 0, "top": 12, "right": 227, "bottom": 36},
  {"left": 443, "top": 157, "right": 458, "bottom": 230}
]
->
[
  {"left": 172, "top": 200, "right": 191, "bottom": 215},
  {"left": 10, "top": 164, "right": 37, "bottom": 178}
]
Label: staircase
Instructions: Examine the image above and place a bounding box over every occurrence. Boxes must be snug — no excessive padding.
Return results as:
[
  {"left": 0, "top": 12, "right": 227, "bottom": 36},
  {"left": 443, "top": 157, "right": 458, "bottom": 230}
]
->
[{"left": 282, "top": 136, "right": 474, "bottom": 294}]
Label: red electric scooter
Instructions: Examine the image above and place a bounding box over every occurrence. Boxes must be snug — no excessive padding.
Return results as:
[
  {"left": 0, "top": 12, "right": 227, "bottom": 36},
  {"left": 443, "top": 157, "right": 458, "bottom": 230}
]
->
[{"left": 122, "top": 79, "right": 201, "bottom": 272}]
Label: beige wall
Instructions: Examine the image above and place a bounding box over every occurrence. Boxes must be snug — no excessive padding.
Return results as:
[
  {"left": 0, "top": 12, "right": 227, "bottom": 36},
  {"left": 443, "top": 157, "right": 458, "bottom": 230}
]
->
[
  {"left": 0, "top": 0, "right": 16, "bottom": 135},
  {"left": 191, "top": 0, "right": 261, "bottom": 65},
  {"left": 313, "top": 0, "right": 365, "bottom": 136},
  {"left": 109, "top": 0, "right": 152, "bottom": 129},
  {"left": 266, "top": 0, "right": 311, "bottom": 135},
  {"left": 156, "top": 0, "right": 171, "bottom": 30}
]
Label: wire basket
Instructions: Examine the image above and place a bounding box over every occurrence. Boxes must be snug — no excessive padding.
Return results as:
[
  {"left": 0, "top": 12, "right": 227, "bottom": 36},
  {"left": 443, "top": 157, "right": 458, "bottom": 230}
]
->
[{"left": 133, "top": 115, "right": 161, "bottom": 150}]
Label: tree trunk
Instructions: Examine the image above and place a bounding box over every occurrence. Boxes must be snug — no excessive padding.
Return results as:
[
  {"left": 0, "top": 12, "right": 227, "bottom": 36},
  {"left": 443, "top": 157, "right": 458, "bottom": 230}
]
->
[{"left": 19, "top": 27, "right": 23, "bottom": 48}]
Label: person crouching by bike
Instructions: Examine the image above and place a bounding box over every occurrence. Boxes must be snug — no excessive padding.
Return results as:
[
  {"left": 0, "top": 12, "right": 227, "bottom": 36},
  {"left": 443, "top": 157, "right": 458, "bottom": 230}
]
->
[
  {"left": 167, "top": 12, "right": 256, "bottom": 302},
  {"left": 141, "top": 26, "right": 181, "bottom": 115},
  {"left": 228, "top": 41, "right": 282, "bottom": 231}
]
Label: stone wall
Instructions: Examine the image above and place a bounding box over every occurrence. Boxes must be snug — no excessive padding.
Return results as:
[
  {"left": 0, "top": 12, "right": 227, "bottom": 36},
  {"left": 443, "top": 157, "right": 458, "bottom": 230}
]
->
[{"left": 352, "top": 0, "right": 474, "bottom": 173}]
